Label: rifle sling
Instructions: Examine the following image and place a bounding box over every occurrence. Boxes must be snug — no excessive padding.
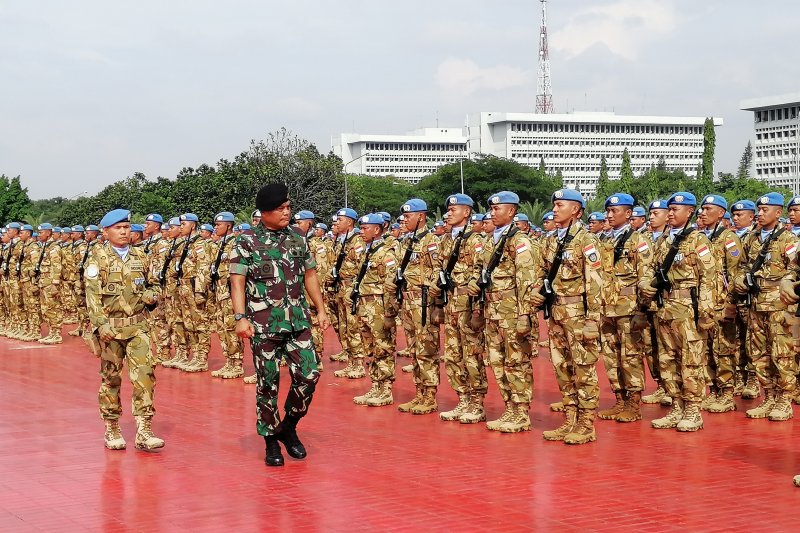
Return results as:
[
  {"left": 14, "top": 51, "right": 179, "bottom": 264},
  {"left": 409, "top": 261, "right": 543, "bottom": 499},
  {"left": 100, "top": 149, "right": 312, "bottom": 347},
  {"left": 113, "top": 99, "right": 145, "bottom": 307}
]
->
[
  {"left": 443, "top": 230, "right": 470, "bottom": 277},
  {"left": 353, "top": 243, "right": 384, "bottom": 291},
  {"left": 613, "top": 228, "right": 634, "bottom": 264},
  {"left": 397, "top": 230, "right": 430, "bottom": 279},
  {"left": 484, "top": 226, "right": 519, "bottom": 282},
  {"left": 657, "top": 227, "right": 695, "bottom": 279},
  {"left": 749, "top": 227, "right": 785, "bottom": 276},
  {"left": 544, "top": 224, "right": 576, "bottom": 287}
]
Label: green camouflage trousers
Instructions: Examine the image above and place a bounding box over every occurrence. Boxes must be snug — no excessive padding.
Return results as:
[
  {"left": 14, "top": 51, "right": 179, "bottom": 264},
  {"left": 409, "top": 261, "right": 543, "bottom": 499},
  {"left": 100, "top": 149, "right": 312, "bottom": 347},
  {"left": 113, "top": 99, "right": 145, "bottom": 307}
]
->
[
  {"left": 401, "top": 293, "right": 441, "bottom": 387},
  {"left": 336, "top": 289, "right": 365, "bottom": 361},
  {"left": 705, "top": 317, "right": 737, "bottom": 390},
  {"left": 99, "top": 331, "right": 156, "bottom": 420},
  {"left": 443, "top": 310, "right": 487, "bottom": 396},
  {"left": 215, "top": 297, "right": 243, "bottom": 360},
  {"left": 357, "top": 297, "right": 395, "bottom": 382},
  {"left": 656, "top": 315, "right": 706, "bottom": 402},
  {"left": 600, "top": 315, "right": 645, "bottom": 393},
  {"left": 548, "top": 315, "right": 600, "bottom": 409},
  {"left": 747, "top": 310, "right": 798, "bottom": 393},
  {"left": 486, "top": 317, "right": 531, "bottom": 403},
  {"left": 252, "top": 330, "right": 320, "bottom": 436}
]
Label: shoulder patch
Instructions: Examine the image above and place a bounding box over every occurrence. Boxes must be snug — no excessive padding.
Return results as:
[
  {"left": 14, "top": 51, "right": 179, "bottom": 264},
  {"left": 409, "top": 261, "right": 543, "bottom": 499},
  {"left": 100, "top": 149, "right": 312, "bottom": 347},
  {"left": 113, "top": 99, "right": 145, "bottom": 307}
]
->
[
  {"left": 697, "top": 245, "right": 710, "bottom": 258},
  {"left": 636, "top": 240, "right": 649, "bottom": 253},
  {"left": 515, "top": 241, "right": 530, "bottom": 254},
  {"left": 427, "top": 243, "right": 438, "bottom": 253},
  {"left": 786, "top": 243, "right": 797, "bottom": 256},
  {"left": 725, "top": 239, "right": 736, "bottom": 250},
  {"left": 385, "top": 258, "right": 396, "bottom": 268},
  {"left": 474, "top": 242, "right": 484, "bottom": 254},
  {"left": 85, "top": 263, "right": 99, "bottom": 279},
  {"left": 583, "top": 244, "right": 601, "bottom": 267}
]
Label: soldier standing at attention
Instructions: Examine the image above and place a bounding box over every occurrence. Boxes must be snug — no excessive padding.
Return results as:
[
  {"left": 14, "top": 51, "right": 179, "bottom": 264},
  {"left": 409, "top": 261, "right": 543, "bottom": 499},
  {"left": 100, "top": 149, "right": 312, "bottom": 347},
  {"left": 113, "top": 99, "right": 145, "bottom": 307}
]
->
[
  {"left": 731, "top": 199, "right": 760, "bottom": 399},
  {"left": 533, "top": 189, "right": 603, "bottom": 444},
  {"left": 230, "top": 183, "right": 328, "bottom": 468},
  {"left": 631, "top": 206, "right": 647, "bottom": 232},
  {"left": 35, "top": 224, "right": 64, "bottom": 345},
  {"left": 85, "top": 209, "right": 163, "bottom": 451},
  {"left": 639, "top": 192, "right": 717, "bottom": 432},
  {"left": 587, "top": 212, "right": 605, "bottom": 235},
  {"left": 293, "top": 210, "right": 327, "bottom": 371}
]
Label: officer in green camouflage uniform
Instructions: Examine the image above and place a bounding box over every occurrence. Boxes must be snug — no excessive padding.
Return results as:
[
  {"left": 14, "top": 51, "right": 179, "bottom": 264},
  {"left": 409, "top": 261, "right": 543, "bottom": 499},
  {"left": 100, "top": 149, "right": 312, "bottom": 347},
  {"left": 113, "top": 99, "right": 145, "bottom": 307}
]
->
[
  {"left": 639, "top": 192, "right": 717, "bottom": 432},
  {"left": 230, "top": 183, "right": 329, "bottom": 467},
  {"left": 85, "top": 209, "right": 164, "bottom": 451}
]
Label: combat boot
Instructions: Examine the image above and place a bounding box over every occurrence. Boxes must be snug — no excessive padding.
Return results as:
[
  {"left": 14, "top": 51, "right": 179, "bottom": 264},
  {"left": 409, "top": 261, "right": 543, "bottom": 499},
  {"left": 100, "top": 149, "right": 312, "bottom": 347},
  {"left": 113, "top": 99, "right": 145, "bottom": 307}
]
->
[
  {"left": 440, "top": 394, "right": 470, "bottom": 421},
  {"left": 741, "top": 373, "right": 760, "bottom": 399},
  {"left": 700, "top": 390, "right": 718, "bottom": 411},
  {"left": 264, "top": 435, "right": 284, "bottom": 467},
  {"left": 345, "top": 360, "right": 366, "bottom": 379},
  {"left": 542, "top": 405, "right": 578, "bottom": 441},
  {"left": 459, "top": 394, "right": 486, "bottom": 424},
  {"left": 211, "top": 361, "right": 232, "bottom": 377},
  {"left": 706, "top": 388, "right": 736, "bottom": 413},
  {"left": 617, "top": 392, "right": 642, "bottom": 423},
  {"left": 103, "top": 420, "right": 126, "bottom": 450},
  {"left": 353, "top": 382, "right": 380, "bottom": 405},
  {"left": 745, "top": 388, "right": 775, "bottom": 419},
  {"left": 217, "top": 359, "right": 244, "bottom": 379},
  {"left": 549, "top": 401, "right": 565, "bottom": 412},
  {"left": 676, "top": 402, "right": 704, "bottom": 431},
  {"left": 652, "top": 398, "right": 685, "bottom": 429},
  {"left": 329, "top": 350, "right": 348, "bottom": 362},
  {"left": 134, "top": 417, "right": 165, "bottom": 450},
  {"left": 161, "top": 350, "right": 182, "bottom": 369},
  {"left": 641, "top": 385, "right": 667, "bottom": 404},
  {"left": 243, "top": 373, "right": 257, "bottom": 384},
  {"left": 47, "top": 332, "right": 63, "bottom": 344},
  {"left": 486, "top": 402, "right": 515, "bottom": 431},
  {"left": 277, "top": 414, "right": 307, "bottom": 459},
  {"left": 397, "top": 386, "right": 424, "bottom": 412},
  {"left": 68, "top": 327, "right": 82, "bottom": 337},
  {"left": 498, "top": 403, "right": 531, "bottom": 433},
  {"left": 37, "top": 333, "right": 54, "bottom": 344},
  {"left": 333, "top": 361, "right": 357, "bottom": 378},
  {"left": 793, "top": 390, "right": 800, "bottom": 406},
  {"left": 598, "top": 392, "right": 626, "bottom": 421},
  {"left": 767, "top": 392, "right": 793, "bottom": 421},
  {"left": 733, "top": 373, "right": 744, "bottom": 396},
  {"left": 564, "top": 409, "right": 597, "bottom": 445},
  {"left": 410, "top": 387, "right": 438, "bottom": 415},
  {"left": 366, "top": 381, "right": 393, "bottom": 406},
  {"left": 184, "top": 354, "right": 209, "bottom": 373},
  {"left": 401, "top": 363, "right": 413, "bottom": 373}
]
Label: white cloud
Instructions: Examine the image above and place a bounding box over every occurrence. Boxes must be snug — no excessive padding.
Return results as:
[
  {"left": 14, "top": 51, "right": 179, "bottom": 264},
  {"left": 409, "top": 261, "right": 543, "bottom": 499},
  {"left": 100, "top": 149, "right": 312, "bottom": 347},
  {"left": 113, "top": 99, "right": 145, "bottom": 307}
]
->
[
  {"left": 435, "top": 58, "right": 531, "bottom": 97},
  {"left": 551, "top": 0, "right": 680, "bottom": 60}
]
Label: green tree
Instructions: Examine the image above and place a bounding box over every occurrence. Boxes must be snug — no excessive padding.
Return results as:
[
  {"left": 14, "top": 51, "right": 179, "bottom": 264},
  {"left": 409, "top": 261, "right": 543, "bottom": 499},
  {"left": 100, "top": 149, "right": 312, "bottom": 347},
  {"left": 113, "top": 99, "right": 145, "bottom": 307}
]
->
[
  {"left": 737, "top": 140, "right": 753, "bottom": 180},
  {"left": 346, "top": 174, "right": 416, "bottom": 215},
  {"left": 619, "top": 148, "right": 634, "bottom": 192},
  {"left": 596, "top": 155, "right": 610, "bottom": 199},
  {"left": 0, "top": 175, "right": 32, "bottom": 224},
  {"left": 696, "top": 117, "right": 716, "bottom": 196}
]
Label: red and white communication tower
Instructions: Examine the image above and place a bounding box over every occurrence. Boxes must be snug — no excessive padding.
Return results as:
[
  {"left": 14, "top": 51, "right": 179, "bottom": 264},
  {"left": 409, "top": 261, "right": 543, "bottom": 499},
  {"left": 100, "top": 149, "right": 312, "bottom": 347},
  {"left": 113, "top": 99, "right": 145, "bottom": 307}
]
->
[{"left": 535, "top": 0, "right": 553, "bottom": 114}]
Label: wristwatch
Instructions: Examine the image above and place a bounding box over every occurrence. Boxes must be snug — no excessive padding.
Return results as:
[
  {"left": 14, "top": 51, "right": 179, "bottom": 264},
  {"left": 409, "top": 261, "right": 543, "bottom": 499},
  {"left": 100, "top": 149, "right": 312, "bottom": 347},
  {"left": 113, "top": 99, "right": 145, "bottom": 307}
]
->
[{"left": 234, "top": 313, "right": 247, "bottom": 321}]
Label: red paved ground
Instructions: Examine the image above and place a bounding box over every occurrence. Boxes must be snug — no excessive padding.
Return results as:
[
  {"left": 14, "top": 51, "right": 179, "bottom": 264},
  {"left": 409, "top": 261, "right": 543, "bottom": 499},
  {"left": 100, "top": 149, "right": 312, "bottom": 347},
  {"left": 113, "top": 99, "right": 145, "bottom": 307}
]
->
[{"left": 2, "top": 323, "right": 800, "bottom": 532}]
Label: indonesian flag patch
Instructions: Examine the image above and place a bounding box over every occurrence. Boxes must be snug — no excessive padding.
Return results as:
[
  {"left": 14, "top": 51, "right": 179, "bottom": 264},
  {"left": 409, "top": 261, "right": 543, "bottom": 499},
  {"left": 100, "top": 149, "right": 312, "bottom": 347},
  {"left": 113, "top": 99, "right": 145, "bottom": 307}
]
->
[
  {"left": 697, "top": 245, "right": 710, "bottom": 257},
  {"left": 583, "top": 244, "right": 600, "bottom": 267},
  {"left": 786, "top": 243, "right": 798, "bottom": 256},
  {"left": 475, "top": 242, "right": 484, "bottom": 254},
  {"left": 385, "top": 258, "right": 396, "bottom": 268},
  {"left": 317, "top": 246, "right": 326, "bottom": 255},
  {"left": 355, "top": 246, "right": 364, "bottom": 255},
  {"left": 637, "top": 241, "right": 649, "bottom": 253},
  {"left": 427, "top": 243, "right": 438, "bottom": 253},
  {"left": 724, "top": 240, "right": 736, "bottom": 250},
  {"left": 516, "top": 242, "right": 530, "bottom": 254}
]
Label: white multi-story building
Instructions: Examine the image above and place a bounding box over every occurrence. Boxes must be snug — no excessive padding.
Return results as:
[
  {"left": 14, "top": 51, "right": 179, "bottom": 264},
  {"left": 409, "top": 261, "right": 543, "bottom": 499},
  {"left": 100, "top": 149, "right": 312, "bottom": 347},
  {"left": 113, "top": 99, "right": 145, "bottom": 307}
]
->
[
  {"left": 740, "top": 92, "right": 800, "bottom": 193},
  {"left": 333, "top": 112, "right": 723, "bottom": 195}
]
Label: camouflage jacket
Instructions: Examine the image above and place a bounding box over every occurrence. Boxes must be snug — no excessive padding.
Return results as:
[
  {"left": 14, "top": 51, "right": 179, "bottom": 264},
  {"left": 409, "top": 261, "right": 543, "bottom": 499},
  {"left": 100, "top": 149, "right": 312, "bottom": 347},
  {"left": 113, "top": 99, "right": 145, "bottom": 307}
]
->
[
  {"left": 706, "top": 224, "right": 743, "bottom": 310},
  {"left": 472, "top": 225, "right": 538, "bottom": 321},
  {"left": 353, "top": 238, "right": 398, "bottom": 313},
  {"left": 59, "top": 241, "right": 75, "bottom": 282},
  {"left": 165, "top": 237, "right": 185, "bottom": 293},
  {"left": 332, "top": 230, "right": 366, "bottom": 288},
  {"left": 36, "top": 240, "right": 63, "bottom": 287},
  {"left": 142, "top": 233, "right": 163, "bottom": 256},
  {"left": 229, "top": 224, "right": 315, "bottom": 335},
  {"left": 85, "top": 244, "right": 158, "bottom": 339},
  {"left": 308, "top": 235, "right": 333, "bottom": 287},
  {"left": 7, "top": 238, "right": 23, "bottom": 281},
  {"left": 209, "top": 234, "right": 236, "bottom": 301},
  {"left": 383, "top": 234, "right": 402, "bottom": 259},
  {"left": 21, "top": 240, "right": 40, "bottom": 282},
  {"left": 537, "top": 222, "right": 604, "bottom": 323},
  {"left": 397, "top": 227, "right": 438, "bottom": 291},
  {"left": 599, "top": 225, "right": 654, "bottom": 317},
  {"left": 174, "top": 234, "right": 211, "bottom": 293},
  {"left": 435, "top": 228, "right": 485, "bottom": 313},
  {"left": 646, "top": 229, "right": 716, "bottom": 320},
  {"left": 739, "top": 227, "right": 798, "bottom": 312}
]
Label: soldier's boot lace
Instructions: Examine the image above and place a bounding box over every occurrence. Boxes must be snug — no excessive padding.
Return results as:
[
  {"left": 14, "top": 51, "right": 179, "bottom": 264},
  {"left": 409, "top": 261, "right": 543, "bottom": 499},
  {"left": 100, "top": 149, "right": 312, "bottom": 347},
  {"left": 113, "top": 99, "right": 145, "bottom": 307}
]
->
[
  {"left": 344, "top": 360, "right": 366, "bottom": 379},
  {"left": 741, "top": 373, "right": 760, "bottom": 400},
  {"left": 397, "top": 387, "right": 424, "bottom": 413},
  {"left": 706, "top": 388, "right": 737, "bottom": 413},
  {"left": 746, "top": 388, "right": 775, "bottom": 419},
  {"left": 243, "top": 373, "right": 257, "bottom": 384},
  {"left": 353, "top": 382, "right": 381, "bottom": 405},
  {"left": 134, "top": 417, "right": 165, "bottom": 450},
  {"left": 48, "top": 332, "right": 63, "bottom": 344},
  {"left": 486, "top": 402, "right": 515, "bottom": 431},
  {"left": 440, "top": 394, "right": 470, "bottom": 421},
  {"left": 542, "top": 405, "right": 578, "bottom": 441},
  {"left": 103, "top": 420, "right": 126, "bottom": 450},
  {"left": 676, "top": 401, "right": 704, "bottom": 432},
  {"left": 410, "top": 387, "right": 438, "bottom": 415},
  {"left": 459, "top": 393, "right": 486, "bottom": 424},
  {"left": 651, "top": 398, "right": 685, "bottom": 429},
  {"left": 767, "top": 392, "right": 793, "bottom": 421},
  {"left": 366, "top": 381, "right": 394, "bottom": 406},
  {"left": 598, "top": 392, "right": 626, "bottom": 420},
  {"left": 218, "top": 359, "right": 244, "bottom": 379},
  {"left": 616, "top": 392, "right": 642, "bottom": 423},
  {"left": 498, "top": 402, "right": 532, "bottom": 433},
  {"left": 641, "top": 385, "right": 667, "bottom": 404},
  {"left": 549, "top": 401, "right": 565, "bottom": 412},
  {"left": 564, "top": 408, "right": 597, "bottom": 445}
]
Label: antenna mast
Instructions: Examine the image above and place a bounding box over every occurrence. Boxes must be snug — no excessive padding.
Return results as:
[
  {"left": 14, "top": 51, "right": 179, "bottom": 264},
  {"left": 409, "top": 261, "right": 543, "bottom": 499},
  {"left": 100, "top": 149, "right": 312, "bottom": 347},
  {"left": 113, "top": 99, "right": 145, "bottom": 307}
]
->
[{"left": 535, "top": 0, "right": 553, "bottom": 114}]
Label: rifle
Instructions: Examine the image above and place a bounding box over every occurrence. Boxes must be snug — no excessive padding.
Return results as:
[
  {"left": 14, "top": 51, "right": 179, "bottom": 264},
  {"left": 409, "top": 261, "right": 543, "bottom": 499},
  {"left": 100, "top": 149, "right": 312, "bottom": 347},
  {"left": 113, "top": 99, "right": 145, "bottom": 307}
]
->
[
  {"left": 613, "top": 227, "right": 634, "bottom": 264},
  {"left": 396, "top": 230, "right": 428, "bottom": 303},
  {"left": 331, "top": 234, "right": 350, "bottom": 290},
  {"left": 2, "top": 244, "right": 11, "bottom": 277},
  {"left": 16, "top": 245, "right": 24, "bottom": 280},
  {"left": 159, "top": 238, "right": 179, "bottom": 288},
  {"left": 209, "top": 235, "right": 230, "bottom": 292},
  {"left": 476, "top": 226, "right": 519, "bottom": 308},
  {"left": 744, "top": 227, "right": 785, "bottom": 307},
  {"left": 78, "top": 242, "right": 92, "bottom": 281},
  {"left": 650, "top": 224, "right": 695, "bottom": 308},
  {"left": 539, "top": 222, "right": 574, "bottom": 319},
  {"left": 34, "top": 242, "right": 49, "bottom": 281},
  {"left": 437, "top": 230, "right": 469, "bottom": 307},
  {"left": 174, "top": 235, "right": 197, "bottom": 287},
  {"left": 350, "top": 242, "right": 383, "bottom": 314}
]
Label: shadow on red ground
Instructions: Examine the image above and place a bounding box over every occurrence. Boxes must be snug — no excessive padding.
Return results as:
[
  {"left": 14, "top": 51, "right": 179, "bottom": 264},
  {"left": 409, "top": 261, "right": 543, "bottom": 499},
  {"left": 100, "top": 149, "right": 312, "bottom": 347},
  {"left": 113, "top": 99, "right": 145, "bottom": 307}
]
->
[{"left": 1, "top": 321, "right": 800, "bottom": 532}]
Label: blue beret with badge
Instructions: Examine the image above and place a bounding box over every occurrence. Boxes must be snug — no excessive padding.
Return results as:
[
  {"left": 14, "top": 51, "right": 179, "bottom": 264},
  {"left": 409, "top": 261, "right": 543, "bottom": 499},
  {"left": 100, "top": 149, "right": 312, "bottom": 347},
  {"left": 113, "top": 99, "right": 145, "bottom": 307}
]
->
[
  {"left": 649, "top": 199, "right": 667, "bottom": 211},
  {"left": 71, "top": 225, "right": 85, "bottom": 233},
  {"left": 145, "top": 213, "right": 163, "bottom": 223},
  {"left": 378, "top": 212, "right": 392, "bottom": 223},
  {"left": 433, "top": 220, "right": 444, "bottom": 228},
  {"left": 731, "top": 200, "right": 756, "bottom": 212},
  {"left": 180, "top": 213, "right": 199, "bottom": 223},
  {"left": 131, "top": 224, "right": 145, "bottom": 233},
  {"left": 99, "top": 209, "right": 130, "bottom": 229},
  {"left": 199, "top": 223, "right": 213, "bottom": 232},
  {"left": 160, "top": 223, "right": 169, "bottom": 230},
  {"left": 401, "top": 198, "right": 427, "bottom": 213},
  {"left": 588, "top": 212, "right": 606, "bottom": 222},
  {"left": 390, "top": 223, "right": 399, "bottom": 230},
  {"left": 53, "top": 227, "right": 62, "bottom": 233},
  {"left": 214, "top": 211, "right": 235, "bottom": 223},
  {"left": 604, "top": 193, "right": 634, "bottom": 209},
  {"left": 7, "top": 222, "right": 22, "bottom": 229},
  {"left": 251, "top": 209, "right": 261, "bottom": 218},
  {"left": 542, "top": 211, "right": 555, "bottom": 221},
  {"left": 294, "top": 210, "right": 315, "bottom": 221},
  {"left": 169, "top": 217, "right": 181, "bottom": 227},
  {"left": 788, "top": 196, "right": 800, "bottom": 208},
  {"left": 37, "top": 223, "right": 53, "bottom": 231},
  {"left": 488, "top": 191, "right": 520, "bottom": 206},
  {"left": 21, "top": 224, "right": 34, "bottom": 231},
  {"left": 552, "top": 188, "right": 586, "bottom": 208},
  {"left": 514, "top": 213, "right": 530, "bottom": 222},
  {"left": 470, "top": 213, "right": 485, "bottom": 223},
  {"left": 667, "top": 192, "right": 697, "bottom": 207},
  {"left": 756, "top": 192, "right": 785, "bottom": 207},
  {"left": 336, "top": 208, "right": 358, "bottom": 220},
  {"left": 632, "top": 206, "right": 646, "bottom": 217},
  {"left": 446, "top": 193, "right": 475, "bottom": 207},
  {"left": 701, "top": 194, "right": 728, "bottom": 210},
  {"left": 86, "top": 224, "right": 100, "bottom": 231},
  {"left": 315, "top": 223, "right": 329, "bottom": 231},
  {"left": 723, "top": 211, "right": 731, "bottom": 220},
  {"left": 359, "top": 213, "right": 385, "bottom": 226}
]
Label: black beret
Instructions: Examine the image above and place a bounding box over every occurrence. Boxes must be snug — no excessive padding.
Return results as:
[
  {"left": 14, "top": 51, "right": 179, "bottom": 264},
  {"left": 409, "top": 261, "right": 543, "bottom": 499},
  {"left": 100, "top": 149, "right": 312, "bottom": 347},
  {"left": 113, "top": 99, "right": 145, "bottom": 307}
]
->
[{"left": 255, "top": 182, "right": 289, "bottom": 212}]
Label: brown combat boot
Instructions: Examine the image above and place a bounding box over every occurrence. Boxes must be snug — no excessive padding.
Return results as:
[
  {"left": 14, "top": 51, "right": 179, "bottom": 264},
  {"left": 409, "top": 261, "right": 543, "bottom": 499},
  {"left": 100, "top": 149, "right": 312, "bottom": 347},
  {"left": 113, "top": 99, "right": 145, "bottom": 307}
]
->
[
  {"left": 218, "top": 359, "right": 244, "bottom": 379},
  {"left": 103, "top": 420, "right": 126, "bottom": 450},
  {"left": 134, "top": 417, "right": 165, "bottom": 450},
  {"left": 652, "top": 398, "right": 685, "bottom": 429},
  {"left": 549, "top": 401, "right": 565, "bottom": 412},
  {"left": 345, "top": 360, "right": 366, "bottom": 379},
  {"left": 459, "top": 393, "right": 486, "bottom": 424},
  {"left": 767, "top": 392, "right": 793, "bottom": 421},
  {"left": 353, "top": 382, "right": 380, "bottom": 405},
  {"left": 564, "top": 409, "right": 597, "bottom": 445},
  {"left": 741, "top": 373, "right": 760, "bottom": 399},
  {"left": 733, "top": 373, "right": 744, "bottom": 396},
  {"left": 542, "top": 405, "right": 577, "bottom": 441},
  {"left": 486, "top": 402, "right": 515, "bottom": 431},
  {"left": 746, "top": 388, "right": 775, "bottom": 419},
  {"left": 211, "top": 361, "right": 232, "bottom": 378},
  {"left": 184, "top": 353, "right": 209, "bottom": 373},
  {"left": 700, "top": 390, "right": 719, "bottom": 411},
  {"left": 598, "top": 392, "right": 626, "bottom": 420},
  {"left": 410, "top": 387, "right": 438, "bottom": 415},
  {"left": 37, "top": 333, "right": 54, "bottom": 344},
  {"left": 397, "top": 387, "right": 424, "bottom": 413},
  {"left": 401, "top": 363, "right": 413, "bottom": 373},
  {"left": 498, "top": 403, "right": 531, "bottom": 433},
  {"left": 68, "top": 327, "right": 82, "bottom": 337},
  {"left": 706, "top": 388, "right": 736, "bottom": 413},
  {"left": 677, "top": 402, "right": 704, "bottom": 432},
  {"left": 329, "top": 350, "right": 348, "bottom": 362},
  {"left": 440, "top": 394, "right": 470, "bottom": 421},
  {"left": 617, "top": 392, "right": 642, "bottom": 423},
  {"left": 366, "top": 381, "right": 393, "bottom": 407}
]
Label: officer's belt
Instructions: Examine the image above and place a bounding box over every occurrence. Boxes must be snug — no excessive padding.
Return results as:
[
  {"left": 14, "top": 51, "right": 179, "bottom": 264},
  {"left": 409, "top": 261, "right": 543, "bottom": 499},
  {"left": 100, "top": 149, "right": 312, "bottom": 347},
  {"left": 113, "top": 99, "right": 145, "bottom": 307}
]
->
[
  {"left": 358, "top": 294, "right": 383, "bottom": 302},
  {"left": 663, "top": 288, "right": 693, "bottom": 300},
  {"left": 619, "top": 286, "right": 636, "bottom": 296},
  {"left": 758, "top": 279, "right": 781, "bottom": 288},
  {"left": 555, "top": 295, "right": 584, "bottom": 305},
  {"left": 107, "top": 313, "right": 147, "bottom": 328},
  {"left": 485, "top": 289, "right": 516, "bottom": 302}
]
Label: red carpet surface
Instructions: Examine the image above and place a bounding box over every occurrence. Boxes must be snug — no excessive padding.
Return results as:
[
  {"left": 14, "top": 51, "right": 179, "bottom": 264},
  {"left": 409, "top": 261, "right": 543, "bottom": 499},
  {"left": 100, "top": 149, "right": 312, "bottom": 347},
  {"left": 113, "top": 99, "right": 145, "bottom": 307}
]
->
[{"left": 1, "top": 325, "right": 800, "bottom": 532}]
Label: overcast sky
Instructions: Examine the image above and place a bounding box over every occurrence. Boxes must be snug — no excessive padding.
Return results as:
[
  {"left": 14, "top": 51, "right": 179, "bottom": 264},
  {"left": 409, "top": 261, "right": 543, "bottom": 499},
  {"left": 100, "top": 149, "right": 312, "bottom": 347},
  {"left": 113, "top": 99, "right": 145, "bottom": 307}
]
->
[{"left": 1, "top": 0, "right": 798, "bottom": 199}]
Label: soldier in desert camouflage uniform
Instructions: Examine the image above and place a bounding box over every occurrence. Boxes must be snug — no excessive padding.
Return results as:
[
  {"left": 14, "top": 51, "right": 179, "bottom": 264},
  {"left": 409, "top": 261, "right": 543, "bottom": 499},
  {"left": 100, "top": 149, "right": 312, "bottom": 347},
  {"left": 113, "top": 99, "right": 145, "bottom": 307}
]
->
[
  {"left": 20, "top": 225, "right": 41, "bottom": 341},
  {"left": 160, "top": 218, "right": 189, "bottom": 369},
  {"left": 34, "top": 224, "right": 64, "bottom": 344},
  {"left": 294, "top": 210, "right": 327, "bottom": 371}
]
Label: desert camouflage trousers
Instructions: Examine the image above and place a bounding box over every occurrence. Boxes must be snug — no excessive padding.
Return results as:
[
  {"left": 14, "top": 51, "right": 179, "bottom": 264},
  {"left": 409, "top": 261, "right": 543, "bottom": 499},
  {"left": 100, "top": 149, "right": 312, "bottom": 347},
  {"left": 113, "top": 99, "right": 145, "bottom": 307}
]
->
[
  {"left": 5, "top": 279, "right": 21, "bottom": 325},
  {"left": 39, "top": 283, "right": 63, "bottom": 331},
  {"left": 736, "top": 305, "right": 753, "bottom": 377},
  {"left": 215, "top": 296, "right": 243, "bottom": 360},
  {"left": 21, "top": 280, "right": 40, "bottom": 331},
  {"left": 600, "top": 314, "right": 646, "bottom": 393},
  {"left": 747, "top": 309, "right": 798, "bottom": 393},
  {"left": 252, "top": 329, "right": 320, "bottom": 436},
  {"left": 99, "top": 330, "right": 156, "bottom": 420},
  {"left": 401, "top": 292, "right": 441, "bottom": 387},
  {"left": 74, "top": 281, "right": 88, "bottom": 329},
  {"left": 443, "top": 310, "right": 487, "bottom": 396},
  {"left": 325, "top": 291, "right": 340, "bottom": 339},
  {"left": 164, "top": 289, "right": 187, "bottom": 354},
  {"left": 336, "top": 288, "right": 365, "bottom": 361},
  {"left": 656, "top": 313, "right": 706, "bottom": 402},
  {"left": 178, "top": 284, "right": 210, "bottom": 358},
  {"left": 357, "top": 297, "right": 395, "bottom": 382},
  {"left": 60, "top": 281, "right": 77, "bottom": 320},
  {"left": 548, "top": 314, "right": 600, "bottom": 409},
  {"left": 147, "top": 294, "right": 172, "bottom": 362},
  {"left": 705, "top": 316, "right": 737, "bottom": 390},
  {"left": 486, "top": 317, "right": 531, "bottom": 403}
]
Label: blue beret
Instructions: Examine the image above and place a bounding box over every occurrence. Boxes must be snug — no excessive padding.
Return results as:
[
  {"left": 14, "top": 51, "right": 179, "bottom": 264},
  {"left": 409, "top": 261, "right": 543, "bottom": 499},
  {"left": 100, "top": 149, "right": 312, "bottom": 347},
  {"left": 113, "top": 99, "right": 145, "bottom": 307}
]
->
[
  {"left": 169, "top": 217, "right": 181, "bottom": 227},
  {"left": 239, "top": 223, "right": 252, "bottom": 231},
  {"left": 488, "top": 191, "right": 520, "bottom": 206},
  {"left": 446, "top": 193, "right": 475, "bottom": 207},
  {"left": 542, "top": 211, "right": 555, "bottom": 221},
  {"left": 160, "top": 223, "right": 169, "bottom": 230},
  {"left": 251, "top": 209, "right": 261, "bottom": 218},
  {"left": 199, "top": 224, "right": 213, "bottom": 232},
  {"left": 86, "top": 225, "right": 99, "bottom": 231},
  {"left": 401, "top": 198, "right": 427, "bottom": 213},
  {"left": 756, "top": 192, "right": 785, "bottom": 207},
  {"left": 780, "top": 217, "right": 789, "bottom": 224},
  {"left": 180, "top": 213, "right": 199, "bottom": 223},
  {"left": 433, "top": 220, "right": 445, "bottom": 228},
  {"left": 21, "top": 224, "right": 34, "bottom": 231},
  {"left": 701, "top": 194, "right": 728, "bottom": 210},
  {"left": 359, "top": 213, "right": 385, "bottom": 225},
  {"left": 632, "top": 206, "right": 647, "bottom": 217},
  {"left": 731, "top": 200, "right": 756, "bottom": 212},
  {"left": 7, "top": 222, "right": 21, "bottom": 229},
  {"left": 145, "top": 213, "right": 163, "bottom": 223},
  {"left": 99, "top": 209, "right": 130, "bottom": 229},
  {"left": 131, "top": 224, "right": 145, "bottom": 233},
  {"left": 723, "top": 212, "right": 731, "bottom": 220},
  {"left": 788, "top": 196, "right": 800, "bottom": 208},
  {"left": 353, "top": 227, "right": 361, "bottom": 234},
  {"left": 649, "top": 200, "right": 667, "bottom": 211},
  {"left": 53, "top": 227, "right": 62, "bottom": 233},
  {"left": 315, "top": 223, "right": 329, "bottom": 231},
  {"left": 483, "top": 212, "right": 493, "bottom": 220},
  {"left": 32, "top": 232, "right": 38, "bottom": 238},
  {"left": 588, "top": 212, "right": 606, "bottom": 222},
  {"left": 378, "top": 212, "right": 392, "bottom": 223},
  {"left": 552, "top": 188, "right": 586, "bottom": 208},
  {"left": 336, "top": 208, "right": 358, "bottom": 220},
  {"left": 514, "top": 214, "right": 530, "bottom": 222},
  {"left": 294, "top": 210, "right": 315, "bottom": 221},
  {"left": 71, "top": 225, "right": 85, "bottom": 233},
  {"left": 214, "top": 211, "right": 235, "bottom": 223},
  {"left": 37, "top": 223, "right": 53, "bottom": 231},
  {"left": 667, "top": 192, "right": 697, "bottom": 207},
  {"left": 604, "top": 193, "right": 634, "bottom": 209},
  {"left": 470, "top": 214, "right": 485, "bottom": 223},
  {"left": 390, "top": 223, "right": 400, "bottom": 229}
]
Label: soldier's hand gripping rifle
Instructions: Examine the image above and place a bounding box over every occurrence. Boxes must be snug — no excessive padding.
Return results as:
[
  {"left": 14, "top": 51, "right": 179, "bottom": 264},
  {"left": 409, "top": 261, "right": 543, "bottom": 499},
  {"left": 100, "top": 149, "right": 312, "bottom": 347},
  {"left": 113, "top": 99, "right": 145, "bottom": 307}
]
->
[{"left": 539, "top": 222, "right": 573, "bottom": 320}]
